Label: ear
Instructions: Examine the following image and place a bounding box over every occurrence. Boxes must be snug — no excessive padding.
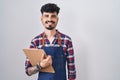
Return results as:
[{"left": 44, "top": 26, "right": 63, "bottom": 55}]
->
[
  {"left": 58, "top": 17, "right": 59, "bottom": 20},
  {"left": 40, "top": 16, "right": 43, "bottom": 21},
  {"left": 57, "top": 17, "right": 59, "bottom": 22}
]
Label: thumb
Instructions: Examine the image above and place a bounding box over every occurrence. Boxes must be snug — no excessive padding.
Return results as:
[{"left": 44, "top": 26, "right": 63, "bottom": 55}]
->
[
  {"left": 41, "top": 54, "right": 45, "bottom": 61},
  {"left": 46, "top": 55, "right": 52, "bottom": 61}
]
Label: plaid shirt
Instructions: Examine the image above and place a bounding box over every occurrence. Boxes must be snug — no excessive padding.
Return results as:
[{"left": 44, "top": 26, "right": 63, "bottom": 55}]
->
[{"left": 25, "top": 30, "right": 76, "bottom": 79}]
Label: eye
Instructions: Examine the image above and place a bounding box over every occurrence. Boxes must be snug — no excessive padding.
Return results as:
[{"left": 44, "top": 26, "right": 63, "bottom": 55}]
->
[
  {"left": 44, "top": 15, "right": 49, "bottom": 18},
  {"left": 51, "top": 15, "right": 57, "bottom": 18}
]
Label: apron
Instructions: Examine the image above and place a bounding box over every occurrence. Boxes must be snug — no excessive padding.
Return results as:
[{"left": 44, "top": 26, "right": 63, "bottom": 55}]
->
[{"left": 38, "top": 32, "right": 67, "bottom": 80}]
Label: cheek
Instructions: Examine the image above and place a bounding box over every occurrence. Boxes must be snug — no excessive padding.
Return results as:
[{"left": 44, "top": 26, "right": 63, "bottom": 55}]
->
[
  {"left": 55, "top": 19, "right": 58, "bottom": 23},
  {"left": 41, "top": 19, "right": 46, "bottom": 24},
  {"left": 41, "top": 17, "right": 46, "bottom": 22}
]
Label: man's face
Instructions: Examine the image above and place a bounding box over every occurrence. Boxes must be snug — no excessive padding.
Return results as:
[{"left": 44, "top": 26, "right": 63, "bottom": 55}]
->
[{"left": 41, "top": 12, "right": 59, "bottom": 30}]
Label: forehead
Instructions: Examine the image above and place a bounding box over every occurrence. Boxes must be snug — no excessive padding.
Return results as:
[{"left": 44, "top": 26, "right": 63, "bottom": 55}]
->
[{"left": 42, "top": 12, "right": 58, "bottom": 16}]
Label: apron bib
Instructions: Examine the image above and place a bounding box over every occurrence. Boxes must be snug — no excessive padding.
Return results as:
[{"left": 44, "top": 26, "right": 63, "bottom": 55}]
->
[{"left": 38, "top": 32, "right": 67, "bottom": 80}]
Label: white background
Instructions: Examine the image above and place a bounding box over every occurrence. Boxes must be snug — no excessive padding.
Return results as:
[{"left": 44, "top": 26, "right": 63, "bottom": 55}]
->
[{"left": 0, "top": 0, "right": 120, "bottom": 80}]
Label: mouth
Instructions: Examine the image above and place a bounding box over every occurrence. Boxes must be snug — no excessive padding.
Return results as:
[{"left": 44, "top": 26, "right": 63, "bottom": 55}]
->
[
  {"left": 45, "top": 21, "right": 56, "bottom": 30},
  {"left": 45, "top": 21, "right": 55, "bottom": 24}
]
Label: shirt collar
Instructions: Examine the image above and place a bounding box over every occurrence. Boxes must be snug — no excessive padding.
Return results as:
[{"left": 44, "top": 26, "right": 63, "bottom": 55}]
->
[{"left": 42, "top": 29, "right": 60, "bottom": 38}]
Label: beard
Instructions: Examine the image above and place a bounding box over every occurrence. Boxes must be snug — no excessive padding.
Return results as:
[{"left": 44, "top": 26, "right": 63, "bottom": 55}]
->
[
  {"left": 45, "top": 21, "right": 56, "bottom": 30},
  {"left": 46, "top": 25, "right": 55, "bottom": 30}
]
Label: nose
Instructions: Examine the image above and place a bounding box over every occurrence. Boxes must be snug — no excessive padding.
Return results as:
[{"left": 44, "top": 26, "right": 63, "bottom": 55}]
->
[{"left": 47, "top": 16, "right": 53, "bottom": 21}]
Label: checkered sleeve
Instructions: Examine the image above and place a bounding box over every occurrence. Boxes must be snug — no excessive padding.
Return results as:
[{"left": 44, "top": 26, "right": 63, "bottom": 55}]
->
[
  {"left": 25, "top": 58, "right": 32, "bottom": 75},
  {"left": 25, "top": 39, "right": 36, "bottom": 75},
  {"left": 66, "top": 38, "right": 76, "bottom": 80}
]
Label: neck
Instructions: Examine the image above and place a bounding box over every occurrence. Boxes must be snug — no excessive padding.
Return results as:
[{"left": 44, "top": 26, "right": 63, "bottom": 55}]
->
[{"left": 44, "top": 29, "right": 56, "bottom": 38}]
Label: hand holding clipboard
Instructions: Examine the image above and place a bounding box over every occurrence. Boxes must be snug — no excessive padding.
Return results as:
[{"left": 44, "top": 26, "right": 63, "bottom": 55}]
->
[{"left": 23, "top": 48, "right": 55, "bottom": 73}]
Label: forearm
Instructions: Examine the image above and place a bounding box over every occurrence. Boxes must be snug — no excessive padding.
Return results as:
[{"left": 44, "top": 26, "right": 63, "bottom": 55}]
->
[
  {"left": 67, "top": 53, "right": 76, "bottom": 79},
  {"left": 68, "top": 64, "right": 76, "bottom": 80},
  {"left": 26, "top": 65, "right": 39, "bottom": 76},
  {"left": 67, "top": 55, "right": 76, "bottom": 79},
  {"left": 25, "top": 55, "right": 52, "bottom": 76},
  {"left": 25, "top": 59, "right": 40, "bottom": 76}
]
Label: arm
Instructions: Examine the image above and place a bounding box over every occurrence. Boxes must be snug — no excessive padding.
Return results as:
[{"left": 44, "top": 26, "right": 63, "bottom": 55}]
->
[
  {"left": 25, "top": 40, "right": 39, "bottom": 76},
  {"left": 66, "top": 39, "right": 76, "bottom": 80},
  {"left": 25, "top": 58, "right": 40, "bottom": 76},
  {"left": 25, "top": 37, "right": 52, "bottom": 76},
  {"left": 25, "top": 56, "right": 52, "bottom": 76}
]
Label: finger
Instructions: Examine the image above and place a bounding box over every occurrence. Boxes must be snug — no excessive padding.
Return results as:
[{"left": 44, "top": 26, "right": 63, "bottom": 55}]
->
[
  {"left": 49, "top": 59, "right": 52, "bottom": 65},
  {"left": 47, "top": 55, "right": 52, "bottom": 65},
  {"left": 46, "top": 55, "right": 52, "bottom": 60},
  {"left": 40, "top": 54, "right": 45, "bottom": 61}
]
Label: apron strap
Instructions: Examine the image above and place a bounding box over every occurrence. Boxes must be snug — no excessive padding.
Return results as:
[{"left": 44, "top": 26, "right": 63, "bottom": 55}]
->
[
  {"left": 42, "top": 33, "right": 45, "bottom": 47},
  {"left": 42, "top": 31, "right": 62, "bottom": 47},
  {"left": 56, "top": 32, "right": 62, "bottom": 46}
]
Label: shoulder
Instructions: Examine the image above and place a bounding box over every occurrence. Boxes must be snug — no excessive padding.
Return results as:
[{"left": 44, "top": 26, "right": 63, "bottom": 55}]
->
[
  {"left": 30, "top": 33, "right": 44, "bottom": 48},
  {"left": 31, "top": 32, "right": 44, "bottom": 42},
  {"left": 58, "top": 31, "right": 72, "bottom": 42}
]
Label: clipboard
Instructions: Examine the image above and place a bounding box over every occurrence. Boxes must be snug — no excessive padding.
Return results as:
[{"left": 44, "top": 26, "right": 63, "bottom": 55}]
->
[{"left": 23, "top": 48, "right": 55, "bottom": 73}]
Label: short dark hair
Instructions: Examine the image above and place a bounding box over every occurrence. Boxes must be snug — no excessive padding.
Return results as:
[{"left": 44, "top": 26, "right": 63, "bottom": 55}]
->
[{"left": 40, "top": 3, "right": 60, "bottom": 14}]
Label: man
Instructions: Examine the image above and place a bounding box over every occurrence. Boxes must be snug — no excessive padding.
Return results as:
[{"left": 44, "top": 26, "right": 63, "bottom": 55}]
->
[{"left": 25, "top": 3, "right": 76, "bottom": 80}]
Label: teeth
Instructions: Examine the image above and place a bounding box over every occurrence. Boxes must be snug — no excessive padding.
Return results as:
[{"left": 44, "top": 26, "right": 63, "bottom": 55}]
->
[{"left": 48, "top": 22, "right": 53, "bottom": 25}]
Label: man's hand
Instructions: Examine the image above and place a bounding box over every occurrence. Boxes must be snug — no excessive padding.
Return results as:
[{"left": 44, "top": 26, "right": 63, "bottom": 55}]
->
[{"left": 40, "top": 55, "right": 52, "bottom": 68}]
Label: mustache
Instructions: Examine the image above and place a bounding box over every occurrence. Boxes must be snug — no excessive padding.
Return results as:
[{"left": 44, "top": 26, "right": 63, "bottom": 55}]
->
[{"left": 45, "top": 21, "right": 55, "bottom": 24}]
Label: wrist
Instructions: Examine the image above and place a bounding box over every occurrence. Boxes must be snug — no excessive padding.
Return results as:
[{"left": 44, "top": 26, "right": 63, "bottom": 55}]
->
[{"left": 36, "top": 62, "right": 42, "bottom": 71}]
